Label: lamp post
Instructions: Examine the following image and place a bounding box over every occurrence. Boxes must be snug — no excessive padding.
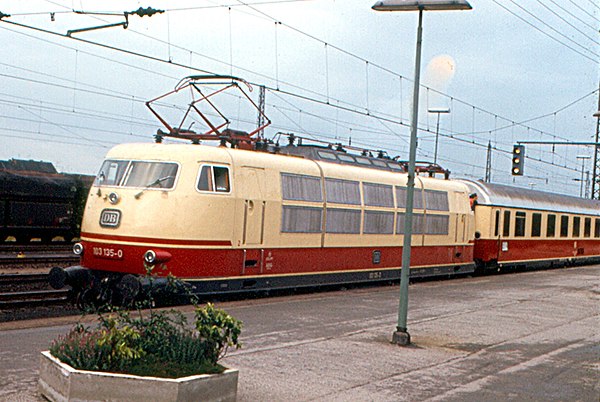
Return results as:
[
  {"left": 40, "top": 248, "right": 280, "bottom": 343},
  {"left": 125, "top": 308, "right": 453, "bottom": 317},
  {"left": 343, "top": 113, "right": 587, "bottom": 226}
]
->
[
  {"left": 428, "top": 107, "right": 450, "bottom": 164},
  {"left": 592, "top": 110, "right": 600, "bottom": 200},
  {"left": 576, "top": 155, "right": 591, "bottom": 198},
  {"left": 372, "top": 0, "right": 472, "bottom": 346}
]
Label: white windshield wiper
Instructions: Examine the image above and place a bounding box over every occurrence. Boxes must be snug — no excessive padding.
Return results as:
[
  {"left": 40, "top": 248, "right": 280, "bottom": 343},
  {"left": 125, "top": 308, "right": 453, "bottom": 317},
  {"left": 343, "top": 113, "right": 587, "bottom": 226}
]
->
[{"left": 134, "top": 176, "right": 173, "bottom": 199}]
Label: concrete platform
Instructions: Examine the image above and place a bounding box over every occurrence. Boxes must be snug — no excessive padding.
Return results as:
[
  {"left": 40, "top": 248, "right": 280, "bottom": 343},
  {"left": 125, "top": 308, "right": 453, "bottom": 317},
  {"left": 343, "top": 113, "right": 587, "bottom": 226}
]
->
[{"left": 0, "top": 265, "right": 598, "bottom": 401}]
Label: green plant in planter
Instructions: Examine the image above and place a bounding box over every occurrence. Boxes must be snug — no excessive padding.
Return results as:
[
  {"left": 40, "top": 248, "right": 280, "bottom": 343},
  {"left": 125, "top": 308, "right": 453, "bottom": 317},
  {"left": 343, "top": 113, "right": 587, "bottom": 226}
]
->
[{"left": 49, "top": 272, "right": 242, "bottom": 378}]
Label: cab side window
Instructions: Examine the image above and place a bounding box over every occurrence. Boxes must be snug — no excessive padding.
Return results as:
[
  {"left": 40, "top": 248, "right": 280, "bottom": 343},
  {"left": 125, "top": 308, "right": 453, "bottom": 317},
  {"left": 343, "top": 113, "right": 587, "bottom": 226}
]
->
[{"left": 197, "top": 165, "right": 230, "bottom": 193}]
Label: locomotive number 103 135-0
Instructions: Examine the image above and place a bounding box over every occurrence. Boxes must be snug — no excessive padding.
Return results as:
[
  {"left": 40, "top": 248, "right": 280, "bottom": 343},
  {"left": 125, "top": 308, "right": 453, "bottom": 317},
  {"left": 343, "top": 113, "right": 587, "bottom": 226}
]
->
[{"left": 92, "top": 246, "right": 124, "bottom": 260}]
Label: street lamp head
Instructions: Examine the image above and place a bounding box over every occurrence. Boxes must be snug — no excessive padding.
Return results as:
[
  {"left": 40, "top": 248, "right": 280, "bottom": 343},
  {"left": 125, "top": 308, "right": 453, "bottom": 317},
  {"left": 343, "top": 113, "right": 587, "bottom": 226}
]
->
[
  {"left": 372, "top": 0, "right": 472, "bottom": 12},
  {"left": 594, "top": 111, "right": 600, "bottom": 118},
  {"left": 428, "top": 107, "right": 451, "bottom": 114}
]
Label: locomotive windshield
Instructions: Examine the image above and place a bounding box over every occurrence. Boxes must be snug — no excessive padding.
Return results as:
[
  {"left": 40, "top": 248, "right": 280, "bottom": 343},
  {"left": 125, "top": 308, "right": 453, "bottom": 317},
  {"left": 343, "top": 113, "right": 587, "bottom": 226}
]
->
[{"left": 94, "top": 160, "right": 178, "bottom": 189}]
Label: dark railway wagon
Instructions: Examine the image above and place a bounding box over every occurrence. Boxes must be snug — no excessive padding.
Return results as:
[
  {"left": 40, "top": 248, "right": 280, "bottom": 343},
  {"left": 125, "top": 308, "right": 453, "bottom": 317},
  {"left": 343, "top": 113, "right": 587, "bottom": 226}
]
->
[{"left": 0, "top": 159, "right": 92, "bottom": 243}]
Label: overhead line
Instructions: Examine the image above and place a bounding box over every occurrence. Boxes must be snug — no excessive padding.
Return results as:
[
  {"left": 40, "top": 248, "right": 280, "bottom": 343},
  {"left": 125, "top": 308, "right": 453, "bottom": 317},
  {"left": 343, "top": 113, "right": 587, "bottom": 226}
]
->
[
  {"left": 0, "top": 12, "right": 588, "bottom": 177},
  {"left": 491, "top": 0, "right": 598, "bottom": 63},
  {"left": 541, "top": 0, "right": 600, "bottom": 33},
  {"left": 534, "top": 0, "right": 600, "bottom": 45}
]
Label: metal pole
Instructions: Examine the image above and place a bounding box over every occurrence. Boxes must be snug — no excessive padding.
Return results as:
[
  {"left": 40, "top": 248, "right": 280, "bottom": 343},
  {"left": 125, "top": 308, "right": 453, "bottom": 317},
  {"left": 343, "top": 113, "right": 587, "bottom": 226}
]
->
[
  {"left": 580, "top": 158, "right": 585, "bottom": 198},
  {"left": 434, "top": 112, "right": 441, "bottom": 164},
  {"left": 392, "top": 8, "right": 423, "bottom": 346}
]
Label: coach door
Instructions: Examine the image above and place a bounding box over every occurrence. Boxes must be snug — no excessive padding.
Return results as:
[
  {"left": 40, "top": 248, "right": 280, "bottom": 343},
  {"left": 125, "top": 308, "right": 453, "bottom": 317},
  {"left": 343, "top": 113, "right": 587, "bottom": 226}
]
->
[{"left": 238, "top": 167, "right": 266, "bottom": 246}]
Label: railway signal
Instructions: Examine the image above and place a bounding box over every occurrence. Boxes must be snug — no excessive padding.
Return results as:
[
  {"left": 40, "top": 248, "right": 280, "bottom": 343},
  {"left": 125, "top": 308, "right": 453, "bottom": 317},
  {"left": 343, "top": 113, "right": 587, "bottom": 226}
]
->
[{"left": 512, "top": 145, "right": 525, "bottom": 176}]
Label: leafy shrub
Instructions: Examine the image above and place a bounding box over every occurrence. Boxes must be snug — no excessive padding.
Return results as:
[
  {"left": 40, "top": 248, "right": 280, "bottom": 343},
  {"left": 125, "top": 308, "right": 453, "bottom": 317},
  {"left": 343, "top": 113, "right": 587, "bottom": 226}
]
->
[{"left": 49, "top": 303, "right": 242, "bottom": 378}]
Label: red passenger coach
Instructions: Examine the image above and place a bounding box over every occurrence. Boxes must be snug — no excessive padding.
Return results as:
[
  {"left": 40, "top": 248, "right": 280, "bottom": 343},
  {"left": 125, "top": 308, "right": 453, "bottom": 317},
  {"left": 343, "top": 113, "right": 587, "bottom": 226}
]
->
[{"left": 460, "top": 180, "right": 600, "bottom": 271}]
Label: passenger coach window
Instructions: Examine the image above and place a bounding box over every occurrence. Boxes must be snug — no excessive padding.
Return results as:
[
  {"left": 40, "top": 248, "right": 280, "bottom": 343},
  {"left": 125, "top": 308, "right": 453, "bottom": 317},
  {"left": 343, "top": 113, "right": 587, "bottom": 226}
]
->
[
  {"left": 595, "top": 218, "right": 600, "bottom": 238},
  {"left": 515, "top": 211, "right": 526, "bottom": 237},
  {"left": 197, "top": 165, "right": 230, "bottom": 193},
  {"left": 531, "top": 213, "right": 542, "bottom": 237},
  {"left": 494, "top": 210, "right": 500, "bottom": 237},
  {"left": 547, "top": 214, "right": 556, "bottom": 237},
  {"left": 503, "top": 211, "right": 511, "bottom": 237},
  {"left": 572, "top": 217, "right": 581, "bottom": 237},
  {"left": 560, "top": 216, "right": 569, "bottom": 237},
  {"left": 584, "top": 217, "right": 591, "bottom": 237}
]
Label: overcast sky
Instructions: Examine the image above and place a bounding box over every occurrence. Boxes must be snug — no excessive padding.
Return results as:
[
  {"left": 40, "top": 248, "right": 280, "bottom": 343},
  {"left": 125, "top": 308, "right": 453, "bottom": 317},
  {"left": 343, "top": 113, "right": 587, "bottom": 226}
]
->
[{"left": 0, "top": 0, "right": 598, "bottom": 195}]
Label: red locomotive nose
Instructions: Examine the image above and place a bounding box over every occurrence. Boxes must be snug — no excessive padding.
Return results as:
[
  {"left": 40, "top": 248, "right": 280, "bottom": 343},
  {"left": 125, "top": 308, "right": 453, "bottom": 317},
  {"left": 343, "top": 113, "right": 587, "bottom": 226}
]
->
[{"left": 143, "top": 250, "right": 172, "bottom": 265}]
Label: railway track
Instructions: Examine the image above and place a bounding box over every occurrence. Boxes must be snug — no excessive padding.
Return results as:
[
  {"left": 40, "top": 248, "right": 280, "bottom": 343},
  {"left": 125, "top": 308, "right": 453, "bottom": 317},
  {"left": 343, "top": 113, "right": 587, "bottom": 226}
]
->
[
  {"left": 0, "top": 244, "right": 72, "bottom": 253},
  {"left": 0, "top": 289, "right": 71, "bottom": 309},
  {"left": 0, "top": 254, "right": 78, "bottom": 266},
  {"left": 0, "top": 273, "right": 76, "bottom": 321}
]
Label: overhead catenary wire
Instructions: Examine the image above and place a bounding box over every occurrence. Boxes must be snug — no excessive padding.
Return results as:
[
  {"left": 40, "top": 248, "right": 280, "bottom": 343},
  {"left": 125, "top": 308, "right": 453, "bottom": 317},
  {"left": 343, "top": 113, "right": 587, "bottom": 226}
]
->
[
  {"left": 2, "top": 4, "right": 584, "bottom": 147},
  {"left": 490, "top": 0, "right": 599, "bottom": 63},
  {"left": 0, "top": 4, "right": 593, "bottom": 184},
  {"left": 0, "top": 17, "right": 586, "bottom": 177}
]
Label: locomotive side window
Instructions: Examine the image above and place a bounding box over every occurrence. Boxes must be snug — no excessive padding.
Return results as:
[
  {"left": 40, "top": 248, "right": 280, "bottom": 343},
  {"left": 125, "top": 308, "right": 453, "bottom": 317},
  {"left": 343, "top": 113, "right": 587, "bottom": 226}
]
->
[
  {"left": 584, "top": 217, "right": 591, "bottom": 237},
  {"left": 281, "top": 206, "right": 322, "bottom": 233},
  {"left": 503, "top": 210, "right": 511, "bottom": 237},
  {"left": 531, "top": 213, "right": 542, "bottom": 237},
  {"left": 425, "top": 190, "right": 449, "bottom": 211},
  {"left": 325, "top": 178, "right": 360, "bottom": 205},
  {"left": 337, "top": 154, "right": 355, "bottom": 163},
  {"left": 515, "top": 211, "right": 526, "bottom": 237},
  {"left": 547, "top": 214, "right": 556, "bottom": 237},
  {"left": 213, "top": 167, "right": 230, "bottom": 192},
  {"left": 364, "top": 183, "right": 394, "bottom": 207},
  {"left": 426, "top": 214, "right": 449, "bottom": 235},
  {"left": 560, "top": 215, "right": 569, "bottom": 237},
  {"left": 572, "top": 217, "right": 581, "bottom": 237},
  {"left": 95, "top": 160, "right": 129, "bottom": 186},
  {"left": 326, "top": 209, "right": 361, "bottom": 234},
  {"left": 281, "top": 173, "right": 322, "bottom": 202},
  {"left": 197, "top": 165, "right": 230, "bottom": 193},
  {"left": 396, "top": 186, "right": 424, "bottom": 209},
  {"left": 396, "top": 213, "right": 425, "bottom": 235},
  {"left": 364, "top": 211, "right": 394, "bottom": 234},
  {"left": 355, "top": 157, "right": 372, "bottom": 166},
  {"left": 317, "top": 151, "right": 338, "bottom": 161},
  {"left": 125, "top": 162, "right": 178, "bottom": 189}
]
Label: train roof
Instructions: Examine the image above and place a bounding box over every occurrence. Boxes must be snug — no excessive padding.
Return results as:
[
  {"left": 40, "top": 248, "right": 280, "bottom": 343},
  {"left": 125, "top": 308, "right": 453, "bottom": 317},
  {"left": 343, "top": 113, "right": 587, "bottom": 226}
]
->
[
  {"left": 104, "top": 143, "right": 468, "bottom": 193},
  {"left": 458, "top": 179, "right": 600, "bottom": 216}
]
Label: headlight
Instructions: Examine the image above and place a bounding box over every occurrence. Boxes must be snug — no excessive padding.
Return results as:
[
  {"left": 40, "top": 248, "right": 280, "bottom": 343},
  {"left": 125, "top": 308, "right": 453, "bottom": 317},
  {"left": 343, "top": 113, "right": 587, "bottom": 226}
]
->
[
  {"left": 108, "top": 192, "right": 120, "bottom": 205},
  {"left": 143, "top": 250, "right": 172, "bottom": 265},
  {"left": 73, "top": 242, "right": 84, "bottom": 256},
  {"left": 144, "top": 250, "right": 157, "bottom": 264}
]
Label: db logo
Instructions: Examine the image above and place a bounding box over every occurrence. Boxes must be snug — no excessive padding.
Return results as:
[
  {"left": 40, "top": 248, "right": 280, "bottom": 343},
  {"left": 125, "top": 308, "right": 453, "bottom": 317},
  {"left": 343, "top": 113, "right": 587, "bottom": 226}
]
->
[{"left": 99, "top": 209, "right": 121, "bottom": 228}]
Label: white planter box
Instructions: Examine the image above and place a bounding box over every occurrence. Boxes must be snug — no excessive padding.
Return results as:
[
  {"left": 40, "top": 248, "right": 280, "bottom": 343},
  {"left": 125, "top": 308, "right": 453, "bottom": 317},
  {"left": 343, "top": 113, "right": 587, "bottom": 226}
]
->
[{"left": 38, "top": 351, "right": 238, "bottom": 402}]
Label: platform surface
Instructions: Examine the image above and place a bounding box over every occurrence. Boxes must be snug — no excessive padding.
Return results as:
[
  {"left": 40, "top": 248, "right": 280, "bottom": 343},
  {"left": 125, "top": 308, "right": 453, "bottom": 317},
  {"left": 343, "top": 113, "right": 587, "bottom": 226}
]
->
[{"left": 0, "top": 265, "right": 598, "bottom": 401}]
